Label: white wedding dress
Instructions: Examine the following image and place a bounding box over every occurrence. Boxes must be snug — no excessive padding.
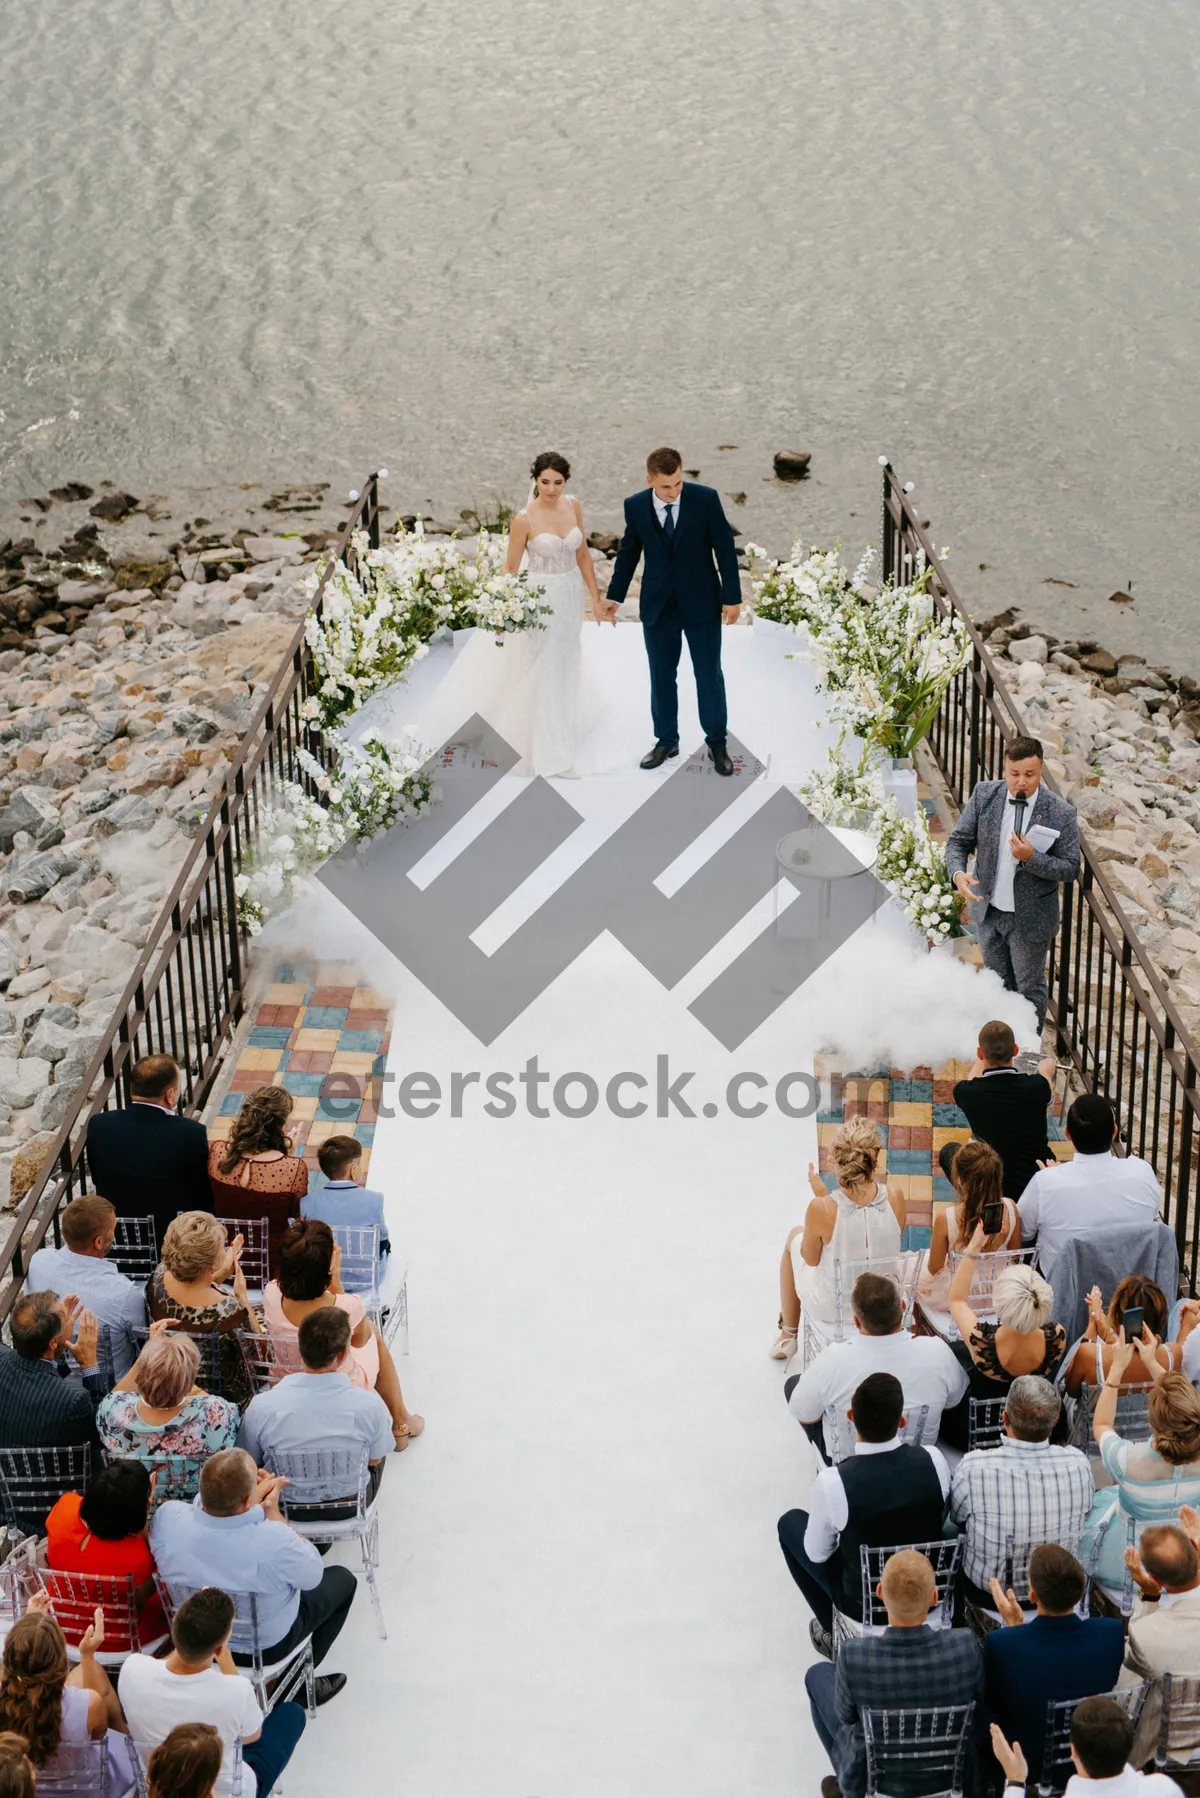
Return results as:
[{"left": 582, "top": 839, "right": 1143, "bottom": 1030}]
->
[{"left": 404, "top": 504, "right": 599, "bottom": 778}]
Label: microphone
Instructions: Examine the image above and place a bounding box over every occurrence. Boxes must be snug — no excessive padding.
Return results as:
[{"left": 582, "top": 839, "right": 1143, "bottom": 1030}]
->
[{"left": 1012, "top": 795, "right": 1027, "bottom": 839}]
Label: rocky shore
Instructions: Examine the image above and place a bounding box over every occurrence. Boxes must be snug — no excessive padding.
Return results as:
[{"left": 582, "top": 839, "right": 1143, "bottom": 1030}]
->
[
  {"left": 0, "top": 480, "right": 381, "bottom": 1211},
  {"left": 979, "top": 606, "right": 1200, "bottom": 1033}
]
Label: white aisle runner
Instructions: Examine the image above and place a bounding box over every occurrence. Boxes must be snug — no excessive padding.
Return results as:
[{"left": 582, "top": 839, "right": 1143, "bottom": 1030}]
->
[{"left": 288, "top": 625, "right": 971, "bottom": 1796}]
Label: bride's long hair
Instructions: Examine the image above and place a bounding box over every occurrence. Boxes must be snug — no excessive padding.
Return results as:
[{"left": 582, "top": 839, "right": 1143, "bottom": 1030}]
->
[{"left": 528, "top": 451, "right": 571, "bottom": 503}]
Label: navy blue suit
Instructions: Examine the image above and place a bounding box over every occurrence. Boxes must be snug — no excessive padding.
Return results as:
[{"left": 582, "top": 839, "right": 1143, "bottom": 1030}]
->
[
  {"left": 983, "top": 1612, "right": 1125, "bottom": 1784},
  {"left": 606, "top": 482, "right": 741, "bottom": 749}
]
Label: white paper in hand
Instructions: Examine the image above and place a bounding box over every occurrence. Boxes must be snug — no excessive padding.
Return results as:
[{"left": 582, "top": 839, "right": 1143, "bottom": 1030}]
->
[{"left": 1026, "top": 824, "right": 1060, "bottom": 852}]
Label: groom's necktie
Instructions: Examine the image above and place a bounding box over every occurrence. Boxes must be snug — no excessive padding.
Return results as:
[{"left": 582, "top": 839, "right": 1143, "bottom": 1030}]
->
[{"left": 663, "top": 502, "right": 676, "bottom": 542}]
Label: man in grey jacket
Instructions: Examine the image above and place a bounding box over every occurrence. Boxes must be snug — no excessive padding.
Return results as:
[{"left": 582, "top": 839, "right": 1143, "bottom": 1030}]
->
[{"left": 944, "top": 734, "right": 1080, "bottom": 1029}]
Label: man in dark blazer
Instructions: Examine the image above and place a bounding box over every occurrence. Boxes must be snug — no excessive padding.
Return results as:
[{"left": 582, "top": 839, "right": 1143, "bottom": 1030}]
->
[
  {"left": 601, "top": 446, "right": 742, "bottom": 776},
  {"left": 944, "top": 734, "right": 1080, "bottom": 1030},
  {"left": 85, "top": 1053, "right": 211, "bottom": 1243},
  {"left": 805, "top": 1549, "right": 982, "bottom": 1798},
  {"left": 983, "top": 1543, "right": 1124, "bottom": 1786}
]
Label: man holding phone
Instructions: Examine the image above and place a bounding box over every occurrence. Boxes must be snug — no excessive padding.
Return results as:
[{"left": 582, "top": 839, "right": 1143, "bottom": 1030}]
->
[
  {"left": 945, "top": 735, "right": 1080, "bottom": 1031},
  {"left": 951, "top": 1019, "right": 1058, "bottom": 1199}
]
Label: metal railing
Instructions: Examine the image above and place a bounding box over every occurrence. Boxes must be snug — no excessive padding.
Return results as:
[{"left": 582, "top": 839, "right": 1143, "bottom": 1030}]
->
[
  {"left": 882, "top": 460, "right": 1200, "bottom": 1284},
  {"left": 0, "top": 475, "right": 385, "bottom": 1322}
]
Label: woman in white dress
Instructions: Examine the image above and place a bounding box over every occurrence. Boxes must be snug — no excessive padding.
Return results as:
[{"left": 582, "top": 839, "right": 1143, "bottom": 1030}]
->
[
  {"left": 770, "top": 1116, "right": 906, "bottom": 1355},
  {"left": 415, "top": 451, "right": 606, "bottom": 779}
]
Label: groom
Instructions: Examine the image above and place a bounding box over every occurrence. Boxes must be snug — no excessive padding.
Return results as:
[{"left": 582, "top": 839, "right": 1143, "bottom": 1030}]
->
[{"left": 600, "top": 446, "right": 742, "bottom": 775}]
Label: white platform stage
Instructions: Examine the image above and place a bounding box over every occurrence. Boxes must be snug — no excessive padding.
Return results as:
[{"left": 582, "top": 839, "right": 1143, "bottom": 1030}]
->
[{"left": 287, "top": 620, "right": 1032, "bottom": 1797}]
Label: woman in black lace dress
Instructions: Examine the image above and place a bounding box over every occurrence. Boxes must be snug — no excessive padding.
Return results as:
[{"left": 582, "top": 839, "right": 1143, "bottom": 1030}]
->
[{"left": 939, "top": 1218, "right": 1065, "bottom": 1449}]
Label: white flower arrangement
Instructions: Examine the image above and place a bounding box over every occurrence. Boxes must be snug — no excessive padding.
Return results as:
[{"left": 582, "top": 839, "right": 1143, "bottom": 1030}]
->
[
  {"left": 800, "top": 750, "right": 966, "bottom": 945},
  {"left": 749, "top": 542, "right": 969, "bottom": 763},
  {"left": 234, "top": 785, "right": 350, "bottom": 935},
  {"left": 300, "top": 523, "right": 551, "bottom": 736}
]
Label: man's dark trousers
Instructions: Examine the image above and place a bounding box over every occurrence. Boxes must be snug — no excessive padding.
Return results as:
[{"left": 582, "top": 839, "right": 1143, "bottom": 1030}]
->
[
  {"left": 243, "top": 1703, "right": 305, "bottom": 1793},
  {"left": 644, "top": 595, "right": 727, "bottom": 748},
  {"left": 778, "top": 1509, "right": 841, "bottom": 1632},
  {"left": 254, "top": 1567, "right": 357, "bottom": 1669}
]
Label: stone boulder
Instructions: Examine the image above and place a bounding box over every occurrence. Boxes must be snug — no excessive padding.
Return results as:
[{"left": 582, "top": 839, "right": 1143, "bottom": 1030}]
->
[
  {"left": 773, "top": 451, "right": 812, "bottom": 482},
  {"left": 1009, "top": 635, "right": 1048, "bottom": 665}
]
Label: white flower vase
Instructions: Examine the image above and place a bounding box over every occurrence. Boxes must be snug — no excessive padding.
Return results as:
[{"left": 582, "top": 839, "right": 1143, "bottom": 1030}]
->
[{"left": 880, "top": 755, "right": 919, "bottom": 820}]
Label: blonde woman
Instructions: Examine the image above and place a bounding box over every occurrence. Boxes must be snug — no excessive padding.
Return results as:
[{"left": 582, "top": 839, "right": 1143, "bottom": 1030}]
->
[
  {"left": 1082, "top": 1337, "right": 1200, "bottom": 1586},
  {"left": 148, "top": 1212, "right": 262, "bottom": 1405},
  {"left": 207, "top": 1084, "right": 307, "bottom": 1271},
  {"left": 770, "top": 1117, "right": 905, "bottom": 1357},
  {"left": 938, "top": 1220, "right": 1065, "bottom": 1449}
]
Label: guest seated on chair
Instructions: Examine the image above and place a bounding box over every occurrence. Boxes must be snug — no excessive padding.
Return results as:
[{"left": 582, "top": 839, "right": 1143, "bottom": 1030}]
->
[
  {"left": 938, "top": 1219, "right": 1064, "bottom": 1451},
  {"left": 146, "top": 1723, "right": 223, "bottom": 1798},
  {"left": 0, "top": 1290, "right": 102, "bottom": 1456},
  {"left": 207, "top": 1087, "right": 307, "bottom": 1274},
  {"left": 1081, "top": 1338, "right": 1200, "bottom": 1589},
  {"left": 1017, "top": 1093, "right": 1163, "bottom": 1281},
  {"left": 786, "top": 1273, "right": 968, "bottom": 1463},
  {"left": 238, "top": 1307, "right": 394, "bottom": 1502},
  {"left": 805, "top": 1549, "right": 982, "bottom": 1798},
  {"left": 0, "top": 1732, "right": 36, "bottom": 1798},
  {"left": 120, "top": 1586, "right": 305, "bottom": 1798},
  {"left": 85, "top": 1054, "right": 212, "bottom": 1246},
  {"left": 99, "top": 1327, "right": 239, "bottom": 1469},
  {"left": 992, "top": 1696, "right": 1185, "bottom": 1798},
  {"left": 949, "top": 1374, "right": 1094, "bottom": 1606},
  {"left": 46, "top": 1458, "right": 167, "bottom": 1643},
  {"left": 0, "top": 1596, "right": 134, "bottom": 1792},
  {"left": 771, "top": 1119, "right": 905, "bottom": 1360},
  {"left": 301, "top": 1136, "right": 390, "bottom": 1292},
  {"left": 1121, "top": 1517, "right": 1200, "bottom": 1769},
  {"left": 1064, "top": 1276, "right": 1184, "bottom": 1397},
  {"left": 950, "top": 1018, "right": 1057, "bottom": 1200},
  {"left": 150, "top": 1447, "right": 355, "bottom": 1707},
  {"left": 918, "top": 1137, "right": 1021, "bottom": 1314},
  {"left": 26, "top": 1195, "right": 148, "bottom": 1382},
  {"left": 264, "top": 1220, "right": 422, "bottom": 1451},
  {"left": 983, "top": 1544, "right": 1124, "bottom": 1785},
  {"left": 148, "top": 1213, "right": 262, "bottom": 1406},
  {"left": 777, "top": 1372, "right": 949, "bottom": 1661}
]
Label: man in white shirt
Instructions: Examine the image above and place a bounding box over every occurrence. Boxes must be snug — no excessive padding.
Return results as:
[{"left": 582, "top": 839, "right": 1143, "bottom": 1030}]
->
[
  {"left": 1017, "top": 1093, "right": 1162, "bottom": 1279},
  {"left": 120, "top": 1586, "right": 305, "bottom": 1798},
  {"left": 991, "top": 1695, "right": 1182, "bottom": 1798},
  {"left": 786, "top": 1273, "right": 969, "bottom": 1461},
  {"left": 778, "top": 1371, "right": 950, "bottom": 1659}
]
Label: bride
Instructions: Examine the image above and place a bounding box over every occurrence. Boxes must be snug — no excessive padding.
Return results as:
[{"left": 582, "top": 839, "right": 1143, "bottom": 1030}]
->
[{"left": 415, "top": 451, "right": 608, "bottom": 779}]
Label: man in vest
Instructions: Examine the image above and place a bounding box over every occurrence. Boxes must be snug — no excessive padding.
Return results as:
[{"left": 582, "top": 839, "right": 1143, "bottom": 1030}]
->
[{"left": 778, "top": 1372, "right": 950, "bottom": 1660}]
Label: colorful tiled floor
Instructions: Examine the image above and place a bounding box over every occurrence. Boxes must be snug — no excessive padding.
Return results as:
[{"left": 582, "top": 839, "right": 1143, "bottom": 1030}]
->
[
  {"left": 813, "top": 1054, "right": 1072, "bottom": 1248},
  {"left": 211, "top": 962, "right": 390, "bottom": 1189}
]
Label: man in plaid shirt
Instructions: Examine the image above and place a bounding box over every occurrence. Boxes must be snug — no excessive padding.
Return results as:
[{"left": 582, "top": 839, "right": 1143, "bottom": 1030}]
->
[
  {"left": 806, "top": 1549, "right": 982, "bottom": 1798},
  {"left": 949, "top": 1375, "right": 1093, "bottom": 1604}
]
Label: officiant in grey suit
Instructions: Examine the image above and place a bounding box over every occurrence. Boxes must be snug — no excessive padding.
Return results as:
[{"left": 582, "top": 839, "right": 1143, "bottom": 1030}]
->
[{"left": 945, "top": 734, "right": 1080, "bottom": 1030}]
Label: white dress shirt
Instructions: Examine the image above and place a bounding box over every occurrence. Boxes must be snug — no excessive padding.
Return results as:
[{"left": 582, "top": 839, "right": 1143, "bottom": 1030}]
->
[
  {"left": 652, "top": 490, "right": 682, "bottom": 532},
  {"left": 1005, "top": 1771, "right": 1183, "bottom": 1798},
  {"left": 991, "top": 785, "right": 1040, "bottom": 912},
  {"left": 788, "top": 1331, "right": 969, "bottom": 1445},
  {"left": 1016, "top": 1150, "right": 1163, "bottom": 1278},
  {"left": 803, "top": 1435, "right": 951, "bottom": 1564}
]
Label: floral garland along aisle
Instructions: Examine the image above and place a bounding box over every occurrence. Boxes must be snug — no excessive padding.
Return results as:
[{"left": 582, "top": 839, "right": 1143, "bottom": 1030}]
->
[
  {"left": 746, "top": 539, "right": 970, "bottom": 947},
  {"left": 236, "top": 521, "right": 969, "bottom": 947},
  {"left": 236, "top": 523, "right": 550, "bottom": 931}
]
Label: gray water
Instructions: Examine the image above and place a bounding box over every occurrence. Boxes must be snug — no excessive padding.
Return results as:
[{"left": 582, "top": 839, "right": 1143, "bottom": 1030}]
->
[{"left": 2, "top": 0, "right": 1199, "bottom": 665}]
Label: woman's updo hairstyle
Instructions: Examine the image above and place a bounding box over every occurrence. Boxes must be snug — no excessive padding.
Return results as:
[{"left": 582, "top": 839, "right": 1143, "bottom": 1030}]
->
[
  {"left": 829, "top": 1116, "right": 881, "bottom": 1188},
  {"left": 530, "top": 451, "right": 570, "bottom": 486}
]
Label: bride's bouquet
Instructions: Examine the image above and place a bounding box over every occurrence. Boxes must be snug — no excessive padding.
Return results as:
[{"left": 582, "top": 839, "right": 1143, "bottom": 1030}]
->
[{"left": 469, "top": 569, "right": 552, "bottom": 641}]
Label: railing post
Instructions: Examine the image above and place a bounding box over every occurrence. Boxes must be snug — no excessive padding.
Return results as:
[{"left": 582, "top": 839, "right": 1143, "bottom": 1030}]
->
[
  {"left": 879, "top": 459, "right": 895, "bottom": 587},
  {"left": 220, "top": 793, "right": 244, "bottom": 1023},
  {"left": 367, "top": 473, "right": 381, "bottom": 550}
]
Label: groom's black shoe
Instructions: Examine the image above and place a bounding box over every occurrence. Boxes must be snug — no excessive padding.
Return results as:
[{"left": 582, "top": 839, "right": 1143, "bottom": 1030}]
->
[
  {"left": 708, "top": 742, "right": 734, "bottom": 777},
  {"left": 640, "top": 742, "right": 679, "bottom": 770}
]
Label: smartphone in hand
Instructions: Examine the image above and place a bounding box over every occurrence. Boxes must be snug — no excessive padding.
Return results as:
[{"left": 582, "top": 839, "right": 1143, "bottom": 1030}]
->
[
  {"left": 981, "top": 1199, "right": 1005, "bottom": 1238},
  {"left": 1122, "top": 1305, "right": 1145, "bottom": 1341}
]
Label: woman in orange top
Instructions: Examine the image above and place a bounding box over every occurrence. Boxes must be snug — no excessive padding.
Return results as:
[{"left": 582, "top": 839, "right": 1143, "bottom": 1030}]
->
[
  {"left": 45, "top": 1460, "right": 167, "bottom": 1644},
  {"left": 207, "top": 1085, "right": 307, "bottom": 1273}
]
